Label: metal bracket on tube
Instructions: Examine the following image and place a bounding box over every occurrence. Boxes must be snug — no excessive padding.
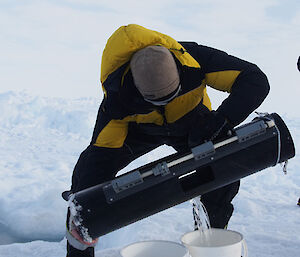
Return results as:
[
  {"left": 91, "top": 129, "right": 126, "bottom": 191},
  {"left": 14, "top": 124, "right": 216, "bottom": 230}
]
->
[
  {"left": 191, "top": 141, "right": 215, "bottom": 160},
  {"left": 235, "top": 120, "right": 267, "bottom": 143},
  {"left": 152, "top": 162, "right": 170, "bottom": 176},
  {"left": 111, "top": 171, "right": 143, "bottom": 193}
]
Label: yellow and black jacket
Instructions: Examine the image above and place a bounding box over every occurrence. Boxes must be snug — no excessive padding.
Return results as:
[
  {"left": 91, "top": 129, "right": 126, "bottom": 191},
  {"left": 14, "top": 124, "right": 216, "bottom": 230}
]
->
[
  {"left": 68, "top": 24, "right": 269, "bottom": 223},
  {"left": 91, "top": 24, "right": 270, "bottom": 149}
]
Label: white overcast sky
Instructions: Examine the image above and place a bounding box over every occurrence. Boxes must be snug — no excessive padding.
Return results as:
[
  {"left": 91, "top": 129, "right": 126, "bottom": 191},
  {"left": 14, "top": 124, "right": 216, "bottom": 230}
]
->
[{"left": 0, "top": 0, "right": 300, "bottom": 115}]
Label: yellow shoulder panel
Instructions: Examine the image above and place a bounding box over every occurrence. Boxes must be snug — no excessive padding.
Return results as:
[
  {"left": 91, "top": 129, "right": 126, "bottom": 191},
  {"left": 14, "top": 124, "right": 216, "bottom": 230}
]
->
[
  {"left": 93, "top": 111, "right": 164, "bottom": 148},
  {"left": 165, "top": 84, "right": 204, "bottom": 123},
  {"left": 202, "top": 87, "right": 212, "bottom": 110},
  {"left": 94, "top": 120, "right": 129, "bottom": 148},
  {"left": 205, "top": 70, "right": 241, "bottom": 93},
  {"left": 165, "top": 83, "right": 211, "bottom": 123}
]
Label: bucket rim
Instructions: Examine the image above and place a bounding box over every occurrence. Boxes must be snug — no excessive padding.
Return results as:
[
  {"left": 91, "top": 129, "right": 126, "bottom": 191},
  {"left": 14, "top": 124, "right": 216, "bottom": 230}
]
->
[
  {"left": 120, "top": 239, "right": 188, "bottom": 255},
  {"left": 181, "top": 228, "right": 244, "bottom": 248}
]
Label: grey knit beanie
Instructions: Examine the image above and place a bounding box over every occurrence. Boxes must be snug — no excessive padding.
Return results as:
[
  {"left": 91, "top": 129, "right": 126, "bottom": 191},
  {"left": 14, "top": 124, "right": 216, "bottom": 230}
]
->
[{"left": 130, "top": 46, "right": 180, "bottom": 100}]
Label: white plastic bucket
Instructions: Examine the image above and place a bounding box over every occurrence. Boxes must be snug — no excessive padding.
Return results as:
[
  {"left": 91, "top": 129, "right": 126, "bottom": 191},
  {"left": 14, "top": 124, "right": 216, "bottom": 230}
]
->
[
  {"left": 120, "top": 240, "right": 190, "bottom": 257},
  {"left": 181, "top": 228, "right": 248, "bottom": 257}
]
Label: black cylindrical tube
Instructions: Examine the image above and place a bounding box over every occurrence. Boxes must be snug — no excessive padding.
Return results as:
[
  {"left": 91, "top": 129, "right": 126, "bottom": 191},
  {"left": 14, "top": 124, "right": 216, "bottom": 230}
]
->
[{"left": 72, "top": 113, "right": 295, "bottom": 239}]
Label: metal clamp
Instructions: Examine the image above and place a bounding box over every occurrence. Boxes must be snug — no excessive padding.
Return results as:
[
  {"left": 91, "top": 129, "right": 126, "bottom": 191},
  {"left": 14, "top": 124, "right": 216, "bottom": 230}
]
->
[
  {"left": 192, "top": 141, "right": 215, "bottom": 160},
  {"left": 152, "top": 162, "right": 170, "bottom": 176},
  {"left": 235, "top": 120, "right": 267, "bottom": 143},
  {"left": 112, "top": 171, "right": 143, "bottom": 193}
]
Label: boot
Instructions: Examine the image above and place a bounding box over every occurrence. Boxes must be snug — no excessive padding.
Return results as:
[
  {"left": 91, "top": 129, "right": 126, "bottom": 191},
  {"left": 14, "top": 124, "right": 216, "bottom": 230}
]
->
[{"left": 67, "top": 241, "right": 95, "bottom": 257}]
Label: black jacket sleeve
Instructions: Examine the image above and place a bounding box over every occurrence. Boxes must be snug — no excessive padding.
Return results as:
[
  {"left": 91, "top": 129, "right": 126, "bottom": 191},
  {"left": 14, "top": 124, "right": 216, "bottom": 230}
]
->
[
  {"left": 184, "top": 42, "right": 270, "bottom": 126},
  {"left": 216, "top": 62, "right": 270, "bottom": 125}
]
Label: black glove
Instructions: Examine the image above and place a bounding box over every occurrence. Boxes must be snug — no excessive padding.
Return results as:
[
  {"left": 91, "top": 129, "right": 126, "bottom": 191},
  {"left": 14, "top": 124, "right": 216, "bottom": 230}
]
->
[{"left": 188, "top": 111, "right": 233, "bottom": 148}]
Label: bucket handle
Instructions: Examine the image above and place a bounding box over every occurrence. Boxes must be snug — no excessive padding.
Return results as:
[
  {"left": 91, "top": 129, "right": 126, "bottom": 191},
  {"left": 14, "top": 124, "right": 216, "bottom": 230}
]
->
[{"left": 242, "top": 239, "right": 248, "bottom": 257}]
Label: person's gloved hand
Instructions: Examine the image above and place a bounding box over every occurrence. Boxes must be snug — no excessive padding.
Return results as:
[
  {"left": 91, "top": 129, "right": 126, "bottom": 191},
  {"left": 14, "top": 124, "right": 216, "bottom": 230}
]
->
[{"left": 188, "top": 111, "right": 233, "bottom": 148}]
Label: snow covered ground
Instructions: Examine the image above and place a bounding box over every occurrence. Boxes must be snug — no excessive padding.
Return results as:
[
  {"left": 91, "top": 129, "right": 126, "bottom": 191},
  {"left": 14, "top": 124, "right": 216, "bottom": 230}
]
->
[{"left": 0, "top": 91, "right": 299, "bottom": 257}]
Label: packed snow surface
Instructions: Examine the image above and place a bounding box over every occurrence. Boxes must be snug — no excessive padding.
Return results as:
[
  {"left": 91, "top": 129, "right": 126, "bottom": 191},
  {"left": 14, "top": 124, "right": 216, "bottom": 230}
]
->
[{"left": 0, "top": 91, "right": 299, "bottom": 257}]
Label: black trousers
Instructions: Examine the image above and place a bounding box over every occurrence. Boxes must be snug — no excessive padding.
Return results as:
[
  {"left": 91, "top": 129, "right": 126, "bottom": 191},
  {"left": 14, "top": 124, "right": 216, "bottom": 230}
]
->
[{"left": 67, "top": 107, "right": 240, "bottom": 256}]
